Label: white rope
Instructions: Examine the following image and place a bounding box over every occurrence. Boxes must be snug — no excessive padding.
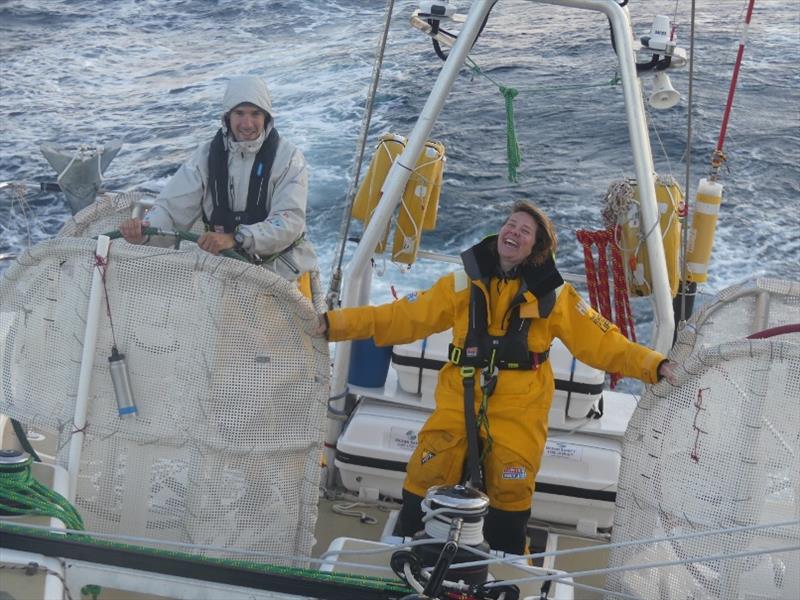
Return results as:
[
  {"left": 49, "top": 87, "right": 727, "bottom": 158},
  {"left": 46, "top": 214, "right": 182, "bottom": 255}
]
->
[
  {"left": 403, "top": 561, "right": 426, "bottom": 593},
  {"left": 448, "top": 518, "right": 800, "bottom": 570},
  {"left": 0, "top": 560, "right": 73, "bottom": 600},
  {"left": 393, "top": 151, "right": 443, "bottom": 264},
  {"left": 423, "top": 516, "right": 484, "bottom": 546},
  {"left": 601, "top": 179, "right": 634, "bottom": 230},
  {"left": 486, "top": 542, "right": 800, "bottom": 589},
  {"left": 331, "top": 501, "right": 378, "bottom": 524},
  {"left": 645, "top": 107, "right": 676, "bottom": 180},
  {"left": 421, "top": 500, "right": 486, "bottom": 546}
]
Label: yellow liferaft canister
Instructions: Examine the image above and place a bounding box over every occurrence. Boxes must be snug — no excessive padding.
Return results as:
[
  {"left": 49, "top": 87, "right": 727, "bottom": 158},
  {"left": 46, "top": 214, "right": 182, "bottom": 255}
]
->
[
  {"left": 351, "top": 133, "right": 446, "bottom": 264},
  {"left": 351, "top": 133, "right": 406, "bottom": 253},
  {"left": 620, "top": 179, "right": 683, "bottom": 297},
  {"left": 391, "top": 140, "right": 446, "bottom": 264},
  {"left": 686, "top": 178, "right": 724, "bottom": 283}
]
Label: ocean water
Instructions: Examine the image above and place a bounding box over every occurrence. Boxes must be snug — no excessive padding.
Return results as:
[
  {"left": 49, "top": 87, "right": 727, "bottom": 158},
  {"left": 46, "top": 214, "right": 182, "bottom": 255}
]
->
[{"left": 1, "top": 0, "right": 798, "bottom": 313}]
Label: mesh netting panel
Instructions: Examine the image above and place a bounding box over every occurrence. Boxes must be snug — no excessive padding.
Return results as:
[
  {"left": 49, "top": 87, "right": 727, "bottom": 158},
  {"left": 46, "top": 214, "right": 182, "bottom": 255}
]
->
[
  {"left": 0, "top": 237, "right": 329, "bottom": 560},
  {"left": 672, "top": 278, "right": 800, "bottom": 363},
  {"left": 57, "top": 193, "right": 327, "bottom": 313},
  {"left": 57, "top": 192, "right": 204, "bottom": 238},
  {"left": 608, "top": 339, "right": 800, "bottom": 599}
]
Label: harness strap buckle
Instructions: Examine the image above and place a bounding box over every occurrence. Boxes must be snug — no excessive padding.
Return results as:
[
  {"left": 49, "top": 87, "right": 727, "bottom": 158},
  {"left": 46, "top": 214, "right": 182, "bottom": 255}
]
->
[
  {"left": 530, "top": 348, "right": 550, "bottom": 370},
  {"left": 449, "top": 345, "right": 462, "bottom": 365},
  {"left": 460, "top": 366, "right": 475, "bottom": 379}
]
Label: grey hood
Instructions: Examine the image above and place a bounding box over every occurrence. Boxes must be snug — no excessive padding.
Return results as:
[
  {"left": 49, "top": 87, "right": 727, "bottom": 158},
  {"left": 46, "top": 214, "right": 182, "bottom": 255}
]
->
[{"left": 221, "top": 76, "right": 273, "bottom": 118}]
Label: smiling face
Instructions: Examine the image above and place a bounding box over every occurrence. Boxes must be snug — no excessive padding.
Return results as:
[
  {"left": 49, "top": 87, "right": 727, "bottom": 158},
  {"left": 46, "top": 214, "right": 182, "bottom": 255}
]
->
[
  {"left": 228, "top": 103, "right": 267, "bottom": 141},
  {"left": 497, "top": 210, "right": 538, "bottom": 271}
]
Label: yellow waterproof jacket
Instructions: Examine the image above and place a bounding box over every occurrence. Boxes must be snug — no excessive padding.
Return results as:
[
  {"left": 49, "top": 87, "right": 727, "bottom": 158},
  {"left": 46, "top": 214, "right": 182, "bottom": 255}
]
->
[{"left": 327, "top": 240, "right": 665, "bottom": 509}]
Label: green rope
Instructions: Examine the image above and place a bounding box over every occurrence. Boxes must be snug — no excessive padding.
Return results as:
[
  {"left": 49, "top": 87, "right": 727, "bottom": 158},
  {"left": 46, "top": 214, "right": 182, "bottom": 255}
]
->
[
  {"left": 476, "top": 388, "right": 494, "bottom": 462},
  {"left": 102, "top": 227, "right": 304, "bottom": 266},
  {"left": 0, "top": 454, "right": 85, "bottom": 531},
  {"left": 102, "top": 228, "right": 248, "bottom": 262},
  {"left": 465, "top": 56, "right": 620, "bottom": 182},
  {"left": 81, "top": 584, "right": 102, "bottom": 600},
  {"left": 500, "top": 86, "right": 521, "bottom": 183},
  {"left": 467, "top": 56, "right": 620, "bottom": 94}
]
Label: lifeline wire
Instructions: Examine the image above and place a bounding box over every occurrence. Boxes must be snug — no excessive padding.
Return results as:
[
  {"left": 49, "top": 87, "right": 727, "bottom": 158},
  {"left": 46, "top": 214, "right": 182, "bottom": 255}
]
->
[
  {"left": 328, "top": 0, "right": 396, "bottom": 309},
  {"left": 679, "top": 0, "right": 697, "bottom": 326}
]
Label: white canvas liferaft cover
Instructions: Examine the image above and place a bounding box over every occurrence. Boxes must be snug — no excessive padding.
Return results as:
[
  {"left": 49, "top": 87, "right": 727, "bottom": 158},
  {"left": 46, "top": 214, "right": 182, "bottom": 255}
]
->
[
  {"left": 608, "top": 279, "right": 800, "bottom": 599},
  {"left": 0, "top": 237, "right": 329, "bottom": 561}
]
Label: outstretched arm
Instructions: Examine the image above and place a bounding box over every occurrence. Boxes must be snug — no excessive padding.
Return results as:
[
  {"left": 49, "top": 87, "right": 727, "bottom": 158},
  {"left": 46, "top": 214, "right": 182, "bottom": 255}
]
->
[
  {"left": 322, "top": 274, "right": 459, "bottom": 346},
  {"left": 551, "top": 284, "right": 670, "bottom": 384}
]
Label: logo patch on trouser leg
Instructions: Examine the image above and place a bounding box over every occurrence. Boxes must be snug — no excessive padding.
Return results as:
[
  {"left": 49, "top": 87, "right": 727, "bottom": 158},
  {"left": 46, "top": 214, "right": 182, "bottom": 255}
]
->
[
  {"left": 501, "top": 465, "right": 527, "bottom": 480},
  {"left": 421, "top": 450, "right": 436, "bottom": 465}
]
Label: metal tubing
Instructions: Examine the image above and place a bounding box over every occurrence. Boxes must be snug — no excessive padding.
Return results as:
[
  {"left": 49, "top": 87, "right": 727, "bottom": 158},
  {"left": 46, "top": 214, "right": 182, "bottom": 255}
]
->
[
  {"left": 530, "top": 0, "right": 674, "bottom": 353},
  {"left": 324, "top": 0, "right": 499, "bottom": 486},
  {"left": 753, "top": 290, "right": 770, "bottom": 334},
  {"left": 67, "top": 234, "right": 111, "bottom": 501}
]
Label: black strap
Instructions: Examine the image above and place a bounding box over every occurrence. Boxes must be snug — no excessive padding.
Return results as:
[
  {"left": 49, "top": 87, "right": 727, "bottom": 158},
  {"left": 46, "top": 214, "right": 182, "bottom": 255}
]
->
[
  {"left": 416, "top": 338, "right": 428, "bottom": 396},
  {"left": 565, "top": 356, "right": 576, "bottom": 417},
  {"left": 10, "top": 419, "right": 41, "bottom": 463},
  {"left": 461, "top": 369, "right": 484, "bottom": 490},
  {"left": 203, "top": 127, "right": 280, "bottom": 233},
  {"left": 0, "top": 526, "right": 398, "bottom": 600},
  {"left": 449, "top": 343, "right": 549, "bottom": 370},
  {"left": 456, "top": 283, "right": 547, "bottom": 370}
]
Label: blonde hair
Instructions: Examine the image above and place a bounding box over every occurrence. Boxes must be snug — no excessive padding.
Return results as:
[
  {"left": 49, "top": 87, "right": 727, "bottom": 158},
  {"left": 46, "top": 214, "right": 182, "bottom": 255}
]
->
[{"left": 506, "top": 200, "right": 558, "bottom": 266}]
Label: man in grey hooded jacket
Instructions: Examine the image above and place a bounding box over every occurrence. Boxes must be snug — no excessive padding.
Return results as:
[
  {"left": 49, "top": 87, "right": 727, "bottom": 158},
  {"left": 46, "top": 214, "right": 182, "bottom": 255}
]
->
[{"left": 120, "top": 75, "right": 317, "bottom": 294}]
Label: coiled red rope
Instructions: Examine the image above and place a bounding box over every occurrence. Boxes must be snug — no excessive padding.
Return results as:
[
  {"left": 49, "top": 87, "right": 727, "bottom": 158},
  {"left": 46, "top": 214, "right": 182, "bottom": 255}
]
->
[{"left": 576, "top": 228, "right": 637, "bottom": 387}]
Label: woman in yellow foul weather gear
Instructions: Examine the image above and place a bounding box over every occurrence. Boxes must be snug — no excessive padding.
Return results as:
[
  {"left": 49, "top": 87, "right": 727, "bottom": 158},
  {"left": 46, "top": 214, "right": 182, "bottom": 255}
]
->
[{"left": 318, "top": 201, "right": 677, "bottom": 555}]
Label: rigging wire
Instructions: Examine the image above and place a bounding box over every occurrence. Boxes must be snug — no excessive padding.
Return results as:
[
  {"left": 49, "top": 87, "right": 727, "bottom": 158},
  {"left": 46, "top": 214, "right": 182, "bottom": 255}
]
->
[
  {"left": 678, "top": 0, "right": 698, "bottom": 328},
  {"left": 644, "top": 107, "right": 676, "bottom": 180},
  {"left": 327, "top": 0, "right": 396, "bottom": 310}
]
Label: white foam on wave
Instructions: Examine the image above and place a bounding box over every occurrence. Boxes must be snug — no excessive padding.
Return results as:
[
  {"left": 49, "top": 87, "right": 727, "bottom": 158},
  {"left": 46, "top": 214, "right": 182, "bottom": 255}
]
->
[{"left": 1, "top": 0, "right": 799, "bottom": 294}]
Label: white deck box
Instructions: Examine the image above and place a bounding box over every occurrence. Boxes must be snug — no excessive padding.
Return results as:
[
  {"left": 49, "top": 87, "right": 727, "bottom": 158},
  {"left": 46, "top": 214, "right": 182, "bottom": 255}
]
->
[
  {"left": 391, "top": 331, "right": 605, "bottom": 428},
  {"left": 335, "top": 399, "right": 430, "bottom": 500},
  {"left": 335, "top": 399, "right": 620, "bottom": 530},
  {"left": 532, "top": 433, "right": 620, "bottom": 530}
]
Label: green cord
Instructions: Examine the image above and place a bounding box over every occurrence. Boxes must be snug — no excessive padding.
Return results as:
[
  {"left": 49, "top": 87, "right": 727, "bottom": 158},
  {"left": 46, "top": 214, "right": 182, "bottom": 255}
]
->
[
  {"left": 102, "top": 227, "right": 303, "bottom": 265},
  {"left": 0, "top": 520, "right": 412, "bottom": 594},
  {"left": 0, "top": 454, "right": 84, "bottom": 531},
  {"left": 102, "top": 228, "right": 248, "bottom": 262},
  {"left": 476, "top": 389, "right": 494, "bottom": 462},
  {"left": 465, "top": 56, "right": 620, "bottom": 182},
  {"left": 81, "top": 584, "right": 102, "bottom": 599},
  {"left": 500, "top": 86, "right": 521, "bottom": 183}
]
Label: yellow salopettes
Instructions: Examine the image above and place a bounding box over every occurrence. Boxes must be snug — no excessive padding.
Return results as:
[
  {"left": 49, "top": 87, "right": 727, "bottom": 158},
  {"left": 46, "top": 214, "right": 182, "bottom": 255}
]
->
[{"left": 327, "top": 269, "right": 664, "bottom": 511}]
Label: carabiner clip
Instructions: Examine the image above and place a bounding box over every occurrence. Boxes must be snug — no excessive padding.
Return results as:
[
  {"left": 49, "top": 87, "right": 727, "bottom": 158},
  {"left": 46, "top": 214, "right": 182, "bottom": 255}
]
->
[{"left": 480, "top": 366, "right": 499, "bottom": 396}]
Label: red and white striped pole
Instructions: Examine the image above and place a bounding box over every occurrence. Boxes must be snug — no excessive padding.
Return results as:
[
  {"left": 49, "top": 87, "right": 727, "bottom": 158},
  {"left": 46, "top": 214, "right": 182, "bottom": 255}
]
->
[{"left": 712, "top": 0, "right": 757, "bottom": 174}]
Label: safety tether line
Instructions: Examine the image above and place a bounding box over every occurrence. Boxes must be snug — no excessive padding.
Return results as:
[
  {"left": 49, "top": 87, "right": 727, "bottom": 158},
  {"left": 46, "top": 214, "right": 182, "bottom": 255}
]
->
[
  {"left": 327, "top": 0, "right": 396, "bottom": 309},
  {"left": 678, "top": 0, "right": 698, "bottom": 327}
]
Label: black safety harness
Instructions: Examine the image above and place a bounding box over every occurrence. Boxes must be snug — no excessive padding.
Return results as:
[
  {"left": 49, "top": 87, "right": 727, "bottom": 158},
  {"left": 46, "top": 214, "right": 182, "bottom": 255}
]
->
[
  {"left": 450, "top": 236, "right": 564, "bottom": 489},
  {"left": 203, "top": 126, "right": 280, "bottom": 234}
]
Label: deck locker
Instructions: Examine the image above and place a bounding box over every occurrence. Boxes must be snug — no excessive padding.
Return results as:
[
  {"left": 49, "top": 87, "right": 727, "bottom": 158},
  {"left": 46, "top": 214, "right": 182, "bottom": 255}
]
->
[{"left": 335, "top": 399, "right": 621, "bottom": 530}]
